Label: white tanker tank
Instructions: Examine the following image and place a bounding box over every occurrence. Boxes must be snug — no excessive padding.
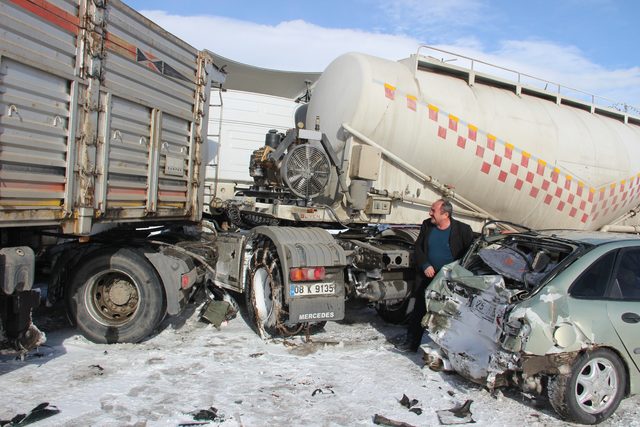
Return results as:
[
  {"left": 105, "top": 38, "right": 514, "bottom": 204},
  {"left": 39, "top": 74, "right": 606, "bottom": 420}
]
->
[{"left": 304, "top": 46, "right": 640, "bottom": 231}]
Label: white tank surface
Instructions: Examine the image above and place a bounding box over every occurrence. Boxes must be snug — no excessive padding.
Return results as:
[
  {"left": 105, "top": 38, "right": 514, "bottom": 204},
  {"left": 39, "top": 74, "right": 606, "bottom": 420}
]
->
[{"left": 306, "top": 48, "right": 640, "bottom": 231}]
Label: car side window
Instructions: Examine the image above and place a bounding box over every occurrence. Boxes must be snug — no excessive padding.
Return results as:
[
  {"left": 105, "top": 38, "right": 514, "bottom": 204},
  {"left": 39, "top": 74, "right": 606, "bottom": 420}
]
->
[
  {"left": 612, "top": 249, "right": 640, "bottom": 301},
  {"left": 570, "top": 251, "right": 616, "bottom": 298}
]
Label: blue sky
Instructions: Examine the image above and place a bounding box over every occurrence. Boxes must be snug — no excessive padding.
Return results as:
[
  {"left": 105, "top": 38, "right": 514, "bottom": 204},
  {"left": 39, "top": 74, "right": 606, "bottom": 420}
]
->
[{"left": 126, "top": 0, "right": 639, "bottom": 108}]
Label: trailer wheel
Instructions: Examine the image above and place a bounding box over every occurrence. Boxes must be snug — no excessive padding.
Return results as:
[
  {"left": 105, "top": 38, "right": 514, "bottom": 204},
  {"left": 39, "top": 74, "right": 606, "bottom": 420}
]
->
[
  {"left": 67, "top": 248, "right": 166, "bottom": 344},
  {"left": 245, "top": 239, "right": 303, "bottom": 338}
]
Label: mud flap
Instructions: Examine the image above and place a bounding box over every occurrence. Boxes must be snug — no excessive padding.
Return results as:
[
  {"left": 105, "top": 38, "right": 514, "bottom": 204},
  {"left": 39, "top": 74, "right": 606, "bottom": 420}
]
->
[{"left": 287, "top": 296, "right": 345, "bottom": 324}]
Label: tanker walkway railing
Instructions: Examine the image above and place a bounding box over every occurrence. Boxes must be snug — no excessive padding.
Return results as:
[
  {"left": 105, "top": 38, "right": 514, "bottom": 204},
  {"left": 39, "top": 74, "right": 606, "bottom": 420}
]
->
[{"left": 415, "top": 45, "right": 639, "bottom": 124}]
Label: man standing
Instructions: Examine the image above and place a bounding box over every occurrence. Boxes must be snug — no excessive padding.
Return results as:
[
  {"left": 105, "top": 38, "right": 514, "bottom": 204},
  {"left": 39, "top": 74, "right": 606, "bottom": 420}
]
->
[{"left": 396, "top": 199, "right": 474, "bottom": 352}]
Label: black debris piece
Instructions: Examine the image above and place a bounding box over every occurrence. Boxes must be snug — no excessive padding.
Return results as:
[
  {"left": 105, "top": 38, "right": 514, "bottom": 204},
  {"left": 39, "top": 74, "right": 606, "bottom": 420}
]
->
[
  {"left": 373, "top": 414, "right": 417, "bottom": 427},
  {"left": 399, "top": 394, "right": 419, "bottom": 409},
  {"left": 89, "top": 364, "right": 104, "bottom": 373},
  {"left": 249, "top": 352, "right": 264, "bottom": 358},
  {"left": 436, "top": 399, "right": 475, "bottom": 425},
  {"left": 0, "top": 402, "right": 60, "bottom": 426},
  {"left": 311, "top": 388, "right": 335, "bottom": 397},
  {"left": 189, "top": 406, "right": 224, "bottom": 423},
  {"left": 447, "top": 390, "right": 455, "bottom": 397},
  {"left": 409, "top": 408, "right": 423, "bottom": 416}
]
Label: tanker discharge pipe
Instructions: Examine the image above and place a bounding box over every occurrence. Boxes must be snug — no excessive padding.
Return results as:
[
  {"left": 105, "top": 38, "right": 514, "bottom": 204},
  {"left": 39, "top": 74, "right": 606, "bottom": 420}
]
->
[{"left": 342, "top": 123, "right": 494, "bottom": 221}]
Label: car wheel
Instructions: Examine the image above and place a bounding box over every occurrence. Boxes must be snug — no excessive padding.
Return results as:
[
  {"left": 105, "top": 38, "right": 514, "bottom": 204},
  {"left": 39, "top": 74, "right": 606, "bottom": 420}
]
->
[
  {"left": 548, "top": 348, "right": 626, "bottom": 424},
  {"left": 67, "top": 248, "right": 166, "bottom": 344}
]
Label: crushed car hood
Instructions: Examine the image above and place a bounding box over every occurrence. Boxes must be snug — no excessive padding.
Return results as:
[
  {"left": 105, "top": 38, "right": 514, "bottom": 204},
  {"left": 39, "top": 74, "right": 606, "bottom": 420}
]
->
[{"left": 424, "top": 263, "right": 526, "bottom": 384}]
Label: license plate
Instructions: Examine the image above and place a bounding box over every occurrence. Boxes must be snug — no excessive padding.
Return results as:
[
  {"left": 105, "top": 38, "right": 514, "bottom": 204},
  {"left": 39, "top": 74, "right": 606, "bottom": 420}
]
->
[
  {"left": 470, "top": 296, "right": 496, "bottom": 321},
  {"left": 290, "top": 282, "right": 336, "bottom": 296}
]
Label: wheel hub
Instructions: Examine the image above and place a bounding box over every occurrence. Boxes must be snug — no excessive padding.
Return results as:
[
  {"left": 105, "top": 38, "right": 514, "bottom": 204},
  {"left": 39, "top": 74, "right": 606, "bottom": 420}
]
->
[
  {"left": 108, "top": 280, "right": 135, "bottom": 306},
  {"left": 88, "top": 271, "right": 140, "bottom": 324},
  {"left": 577, "top": 357, "right": 617, "bottom": 414}
]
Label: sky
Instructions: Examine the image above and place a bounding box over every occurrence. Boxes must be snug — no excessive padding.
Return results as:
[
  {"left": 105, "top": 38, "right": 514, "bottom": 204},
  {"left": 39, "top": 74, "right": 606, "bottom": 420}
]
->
[{"left": 125, "top": 0, "right": 640, "bottom": 110}]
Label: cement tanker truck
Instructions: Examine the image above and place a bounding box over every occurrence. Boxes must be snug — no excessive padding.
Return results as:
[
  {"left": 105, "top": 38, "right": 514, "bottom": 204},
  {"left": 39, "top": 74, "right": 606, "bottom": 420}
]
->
[{"left": 212, "top": 46, "right": 640, "bottom": 336}]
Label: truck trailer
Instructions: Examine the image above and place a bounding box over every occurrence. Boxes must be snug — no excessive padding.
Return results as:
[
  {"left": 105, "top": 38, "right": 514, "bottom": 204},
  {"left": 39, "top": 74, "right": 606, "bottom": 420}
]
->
[{"left": 0, "top": 0, "right": 224, "bottom": 351}]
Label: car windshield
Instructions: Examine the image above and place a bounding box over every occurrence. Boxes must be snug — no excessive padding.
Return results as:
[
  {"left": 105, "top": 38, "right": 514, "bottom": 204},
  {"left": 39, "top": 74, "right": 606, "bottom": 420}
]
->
[{"left": 460, "top": 222, "right": 584, "bottom": 292}]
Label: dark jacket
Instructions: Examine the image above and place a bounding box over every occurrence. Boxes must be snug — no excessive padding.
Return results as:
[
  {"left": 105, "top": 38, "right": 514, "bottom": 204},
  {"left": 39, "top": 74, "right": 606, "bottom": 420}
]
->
[{"left": 414, "top": 218, "right": 474, "bottom": 273}]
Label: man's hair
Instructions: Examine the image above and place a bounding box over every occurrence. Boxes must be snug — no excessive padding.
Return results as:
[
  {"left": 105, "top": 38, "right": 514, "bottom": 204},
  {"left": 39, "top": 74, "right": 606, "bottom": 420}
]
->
[{"left": 438, "top": 199, "right": 453, "bottom": 218}]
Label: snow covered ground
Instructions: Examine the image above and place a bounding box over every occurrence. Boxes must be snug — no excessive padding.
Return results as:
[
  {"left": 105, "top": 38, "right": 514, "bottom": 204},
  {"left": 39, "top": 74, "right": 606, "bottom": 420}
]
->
[{"left": 2, "top": 300, "right": 640, "bottom": 427}]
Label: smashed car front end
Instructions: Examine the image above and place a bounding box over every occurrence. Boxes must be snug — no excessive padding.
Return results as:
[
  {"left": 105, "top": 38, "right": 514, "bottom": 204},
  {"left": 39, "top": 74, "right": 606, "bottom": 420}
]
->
[
  {"left": 422, "top": 228, "right": 584, "bottom": 393},
  {"left": 422, "top": 263, "right": 531, "bottom": 389}
]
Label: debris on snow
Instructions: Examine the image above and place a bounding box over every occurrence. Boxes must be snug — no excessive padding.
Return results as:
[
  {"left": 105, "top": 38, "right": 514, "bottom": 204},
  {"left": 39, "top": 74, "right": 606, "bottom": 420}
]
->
[
  {"left": 0, "top": 402, "right": 60, "bottom": 426},
  {"left": 311, "top": 388, "right": 335, "bottom": 397},
  {"left": 399, "top": 394, "right": 419, "bottom": 409},
  {"left": 436, "top": 399, "right": 475, "bottom": 425},
  {"left": 188, "top": 406, "right": 225, "bottom": 423},
  {"left": 373, "top": 414, "right": 417, "bottom": 427}
]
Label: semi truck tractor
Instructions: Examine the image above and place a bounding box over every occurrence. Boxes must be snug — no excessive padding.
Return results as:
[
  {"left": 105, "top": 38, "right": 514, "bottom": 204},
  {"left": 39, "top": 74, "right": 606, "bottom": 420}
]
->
[
  {"left": 210, "top": 47, "right": 640, "bottom": 337},
  {"left": 0, "top": 0, "right": 225, "bottom": 351}
]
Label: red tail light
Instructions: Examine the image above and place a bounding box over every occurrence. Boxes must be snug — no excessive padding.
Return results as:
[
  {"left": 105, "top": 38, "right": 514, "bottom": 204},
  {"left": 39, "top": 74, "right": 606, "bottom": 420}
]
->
[{"left": 289, "top": 267, "right": 326, "bottom": 282}]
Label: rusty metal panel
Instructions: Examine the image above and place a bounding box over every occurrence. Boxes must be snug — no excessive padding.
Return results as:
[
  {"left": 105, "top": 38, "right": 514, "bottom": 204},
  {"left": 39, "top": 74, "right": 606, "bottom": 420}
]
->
[
  {"left": 157, "top": 112, "right": 190, "bottom": 210},
  {"left": 96, "top": 0, "right": 205, "bottom": 222},
  {"left": 0, "top": 0, "right": 79, "bottom": 79},
  {"left": 103, "top": 95, "right": 151, "bottom": 210},
  {"left": 0, "top": 0, "right": 209, "bottom": 231},
  {"left": 0, "top": 57, "right": 72, "bottom": 220},
  {"left": 103, "top": 1, "right": 199, "bottom": 119}
]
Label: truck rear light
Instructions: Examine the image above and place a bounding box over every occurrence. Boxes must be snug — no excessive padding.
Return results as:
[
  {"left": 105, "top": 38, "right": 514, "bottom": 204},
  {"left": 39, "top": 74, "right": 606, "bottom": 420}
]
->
[
  {"left": 290, "top": 267, "right": 326, "bottom": 282},
  {"left": 181, "top": 274, "right": 190, "bottom": 289},
  {"left": 181, "top": 267, "right": 198, "bottom": 289}
]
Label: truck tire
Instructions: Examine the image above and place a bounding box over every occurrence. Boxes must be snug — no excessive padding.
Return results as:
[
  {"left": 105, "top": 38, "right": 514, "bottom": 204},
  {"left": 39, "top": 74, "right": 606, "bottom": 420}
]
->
[
  {"left": 246, "top": 238, "right": 316, "bottom": 338},
  {"left": 67, "top": 248, "right": 166, "bottom": 344},
  {"left": 245, "top": 239, "right": 286, "bottom": 337},
  {"left": 548, "top": 348, "right": 626, "bottom": 424}
]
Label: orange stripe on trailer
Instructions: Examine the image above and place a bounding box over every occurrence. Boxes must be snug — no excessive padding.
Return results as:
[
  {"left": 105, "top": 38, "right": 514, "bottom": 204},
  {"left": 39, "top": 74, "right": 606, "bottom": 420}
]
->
[
  {"left": 0, "top": 181, "right": 65, "bottom": 192},
  {"left": 108, "top": 188, "right": 147, "bottom": 196},
  {"left": 9, "top": 0, "right": 79, "bottom": 35},
  {"left": 105, "top": 32, "right": 137, "bottom": 60},
  {"left": 0, "top": 199, "right": 62, "bottom": 207},
  {"left": 158, "top": 191, "right": 187, "bottom": 198}
]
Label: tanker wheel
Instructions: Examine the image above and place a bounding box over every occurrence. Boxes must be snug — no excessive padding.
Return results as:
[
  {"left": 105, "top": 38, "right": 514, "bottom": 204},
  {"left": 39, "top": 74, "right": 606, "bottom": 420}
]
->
[
  {"left": 67, "top": 248, "right": 166, "bottom": 344},
  {"left": 245, "top": 239, "right": 322, "bottom": 338}
]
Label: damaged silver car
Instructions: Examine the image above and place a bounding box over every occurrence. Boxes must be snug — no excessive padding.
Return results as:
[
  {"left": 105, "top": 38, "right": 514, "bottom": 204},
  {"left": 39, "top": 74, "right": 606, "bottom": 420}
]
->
[{"left": 422, "top": 221, "right": 640, "bottom": 424}]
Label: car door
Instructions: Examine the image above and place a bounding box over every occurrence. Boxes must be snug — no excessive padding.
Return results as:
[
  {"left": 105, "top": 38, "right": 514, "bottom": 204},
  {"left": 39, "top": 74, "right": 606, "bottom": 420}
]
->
[{"left": 606, "top": 247, "right": 640, "bottom": 372}]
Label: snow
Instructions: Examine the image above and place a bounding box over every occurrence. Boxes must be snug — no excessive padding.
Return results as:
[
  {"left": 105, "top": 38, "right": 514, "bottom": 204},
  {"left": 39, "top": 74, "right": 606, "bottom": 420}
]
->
[{"left": 2, "top": 301, "right": 640, "bottom": 427}]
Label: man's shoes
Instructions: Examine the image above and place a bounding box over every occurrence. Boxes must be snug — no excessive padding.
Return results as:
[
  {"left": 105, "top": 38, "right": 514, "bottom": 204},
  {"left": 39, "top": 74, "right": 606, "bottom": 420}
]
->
[{"left": 394, "top": 340, "right": 419, "bottom": 353}]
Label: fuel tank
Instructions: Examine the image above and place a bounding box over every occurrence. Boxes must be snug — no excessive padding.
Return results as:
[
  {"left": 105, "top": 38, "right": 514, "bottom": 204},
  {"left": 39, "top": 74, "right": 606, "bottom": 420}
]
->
[{"left": 306, "top": 50, "right": 640, "bottom": 230}]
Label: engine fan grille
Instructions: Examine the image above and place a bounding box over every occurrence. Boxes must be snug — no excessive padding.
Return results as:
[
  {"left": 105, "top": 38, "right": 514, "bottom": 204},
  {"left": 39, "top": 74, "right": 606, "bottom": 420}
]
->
[{"left": 281, "top": 144, "right": 331, "bottom": 199}]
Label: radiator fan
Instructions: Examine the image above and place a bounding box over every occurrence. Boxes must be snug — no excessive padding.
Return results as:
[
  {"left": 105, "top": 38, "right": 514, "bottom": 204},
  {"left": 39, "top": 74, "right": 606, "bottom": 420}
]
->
[{"left": 281, "top": 144, "right": 331, "bottom": 199}]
